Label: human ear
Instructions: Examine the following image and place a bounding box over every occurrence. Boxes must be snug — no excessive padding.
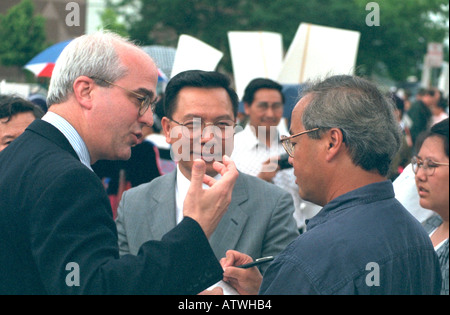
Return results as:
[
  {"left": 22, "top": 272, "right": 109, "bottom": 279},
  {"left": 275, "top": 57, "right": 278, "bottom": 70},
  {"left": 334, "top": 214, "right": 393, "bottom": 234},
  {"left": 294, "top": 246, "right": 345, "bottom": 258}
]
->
[
  {"left": 244, "top": 103, "right": 251, "bottom": 116},
  {"left": 325, "top": 128, "right": 345, "bottom": 161},
  {"left": 72, "top": 76, "right": 95, "bottom": 110},
  {"left": 161, "top": 117, "right": 174, "bottom": 144}
]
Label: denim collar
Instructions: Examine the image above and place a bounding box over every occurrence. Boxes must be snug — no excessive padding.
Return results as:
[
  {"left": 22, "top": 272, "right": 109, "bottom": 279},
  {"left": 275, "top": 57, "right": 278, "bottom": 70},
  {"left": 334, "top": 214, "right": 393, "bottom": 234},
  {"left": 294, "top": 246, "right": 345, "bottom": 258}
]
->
[{"left": 306, "top": 180, "right": 395, "bottom": 230}]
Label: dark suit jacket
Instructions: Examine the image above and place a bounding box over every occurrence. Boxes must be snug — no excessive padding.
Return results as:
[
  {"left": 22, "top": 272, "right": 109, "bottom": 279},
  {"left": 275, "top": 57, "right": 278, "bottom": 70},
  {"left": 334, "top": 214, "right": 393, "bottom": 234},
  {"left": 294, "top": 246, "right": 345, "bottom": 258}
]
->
[{"left": 0, "top": 120, "right": 222, "bottom": 294}]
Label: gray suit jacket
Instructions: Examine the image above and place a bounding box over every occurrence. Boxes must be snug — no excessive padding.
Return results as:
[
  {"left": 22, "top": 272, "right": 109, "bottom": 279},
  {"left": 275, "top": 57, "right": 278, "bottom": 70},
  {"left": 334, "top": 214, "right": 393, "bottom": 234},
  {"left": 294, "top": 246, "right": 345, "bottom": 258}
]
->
[{"left": 116, "top": 171, "right": 299, "bottom": 273}]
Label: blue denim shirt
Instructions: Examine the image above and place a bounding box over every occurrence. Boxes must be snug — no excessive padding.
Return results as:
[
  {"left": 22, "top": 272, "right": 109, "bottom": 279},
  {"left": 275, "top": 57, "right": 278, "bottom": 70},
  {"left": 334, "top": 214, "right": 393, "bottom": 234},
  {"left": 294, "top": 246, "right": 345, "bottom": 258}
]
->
[{"left": 260, "top": 181, "right": 442, "bottom": 295}]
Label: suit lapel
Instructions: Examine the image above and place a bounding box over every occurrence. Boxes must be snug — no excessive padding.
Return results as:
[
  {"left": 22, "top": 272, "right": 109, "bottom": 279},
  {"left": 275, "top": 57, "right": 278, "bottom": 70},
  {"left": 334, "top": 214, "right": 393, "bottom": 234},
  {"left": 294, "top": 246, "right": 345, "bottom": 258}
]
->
[
  {"left": 143, "top": 170, "right": 251, "bottom": 259},
  {"left": 145, "top": 171, "right": 178, "bottom": 240},
  {"left": 27, "top": 120, "right": 78, "bottom": 160},
  {"left": 209, "top": 173, "right": 249, "bottom": 259}
]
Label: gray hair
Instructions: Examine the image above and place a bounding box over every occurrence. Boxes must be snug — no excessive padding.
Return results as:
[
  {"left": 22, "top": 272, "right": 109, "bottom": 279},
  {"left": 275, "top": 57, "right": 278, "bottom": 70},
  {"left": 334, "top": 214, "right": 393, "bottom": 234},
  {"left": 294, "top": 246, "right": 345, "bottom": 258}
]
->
[
  {"left": 300, "top": 75, "right": 401, "bottom": 176},
  {"left": 47, "top": 31, "right": 133, "bottom": 106}
]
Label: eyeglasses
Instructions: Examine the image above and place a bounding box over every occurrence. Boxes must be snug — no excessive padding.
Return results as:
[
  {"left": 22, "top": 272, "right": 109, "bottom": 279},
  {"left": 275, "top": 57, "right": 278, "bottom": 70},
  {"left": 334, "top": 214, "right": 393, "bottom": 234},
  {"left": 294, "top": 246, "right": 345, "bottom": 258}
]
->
[
  {"left": 91, "top": 77, "right": 156, "bottom": 116},
  {"left": 411, "top": 156, "right": 449, "bottom": 176},
  {"left": 168, "top": 117, "right": 236, "bottom": 139},
  {"left": 280, "top": 128, "right": 321, "bottom": 158}
]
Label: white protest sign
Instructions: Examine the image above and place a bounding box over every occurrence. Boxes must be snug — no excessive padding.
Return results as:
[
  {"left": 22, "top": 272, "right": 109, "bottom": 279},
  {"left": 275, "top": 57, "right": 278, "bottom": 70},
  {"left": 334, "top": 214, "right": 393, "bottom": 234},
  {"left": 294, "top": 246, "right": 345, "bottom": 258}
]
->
[
  {"left": 228, "top": 31, "right": 283, "bottom": 99},
  {"left": 278, "top": 23, "right": 360, "bottom": 84},
  {"left": 170, "top": 35, "right": 224, "bottom": 78}
]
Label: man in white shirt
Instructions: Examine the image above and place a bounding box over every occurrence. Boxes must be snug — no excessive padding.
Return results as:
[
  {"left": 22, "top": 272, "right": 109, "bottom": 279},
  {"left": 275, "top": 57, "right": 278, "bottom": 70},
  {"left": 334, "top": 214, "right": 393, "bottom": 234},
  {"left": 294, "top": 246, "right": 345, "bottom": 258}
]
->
[
  {"left": 116, "top": 71, "right": 299, "bottom": 274},
  {"left": 232, "top": 78, "right": 321, "bottom": 231}
]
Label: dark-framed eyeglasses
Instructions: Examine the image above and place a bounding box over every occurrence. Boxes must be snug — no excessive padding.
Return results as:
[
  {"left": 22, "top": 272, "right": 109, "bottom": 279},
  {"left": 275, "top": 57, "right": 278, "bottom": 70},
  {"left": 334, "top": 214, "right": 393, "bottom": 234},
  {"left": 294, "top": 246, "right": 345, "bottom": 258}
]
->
[
  {"left": 168, "top": 117, "right": 236, "bottom": 139},
  {"left": 91, "top": 77, "right": 156, "bottom": 116},
  {"left": 280, "top": 128, "right": 321, "bottom": 158},
  {"left": 411, "top": 156, "right": 449, "bottom": 176}
]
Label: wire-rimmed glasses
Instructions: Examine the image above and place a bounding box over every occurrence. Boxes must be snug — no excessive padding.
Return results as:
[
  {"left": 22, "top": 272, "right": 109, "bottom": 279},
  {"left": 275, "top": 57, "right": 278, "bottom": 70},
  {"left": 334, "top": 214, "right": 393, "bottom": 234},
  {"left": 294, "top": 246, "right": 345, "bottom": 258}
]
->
[
  {"left": 411, "top": 156, "right": 449, "bottom": 176},
  {"left": 280, "top": 128, "right": 321, "bottom": 158},
  {"left": 91, "top": 77, "right": 156, "bottom": 116},
  {"left": 168, "top": 117, "right": 236, "bottom": 139}
]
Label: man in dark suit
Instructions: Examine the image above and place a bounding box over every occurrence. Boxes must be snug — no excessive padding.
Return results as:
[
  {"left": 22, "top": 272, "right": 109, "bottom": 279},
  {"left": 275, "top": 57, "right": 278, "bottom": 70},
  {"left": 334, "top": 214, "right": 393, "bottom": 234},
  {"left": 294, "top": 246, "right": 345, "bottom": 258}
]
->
[{"left": 0, "top": 31, "right": 238, "bottom": 294}]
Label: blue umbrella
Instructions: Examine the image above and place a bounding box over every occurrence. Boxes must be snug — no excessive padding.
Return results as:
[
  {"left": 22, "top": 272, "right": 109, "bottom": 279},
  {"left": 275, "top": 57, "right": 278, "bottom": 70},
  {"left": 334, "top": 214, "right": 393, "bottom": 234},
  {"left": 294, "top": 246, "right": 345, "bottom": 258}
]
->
[{"left": 24, "top": 40, "right": 73, "bottom": 77}]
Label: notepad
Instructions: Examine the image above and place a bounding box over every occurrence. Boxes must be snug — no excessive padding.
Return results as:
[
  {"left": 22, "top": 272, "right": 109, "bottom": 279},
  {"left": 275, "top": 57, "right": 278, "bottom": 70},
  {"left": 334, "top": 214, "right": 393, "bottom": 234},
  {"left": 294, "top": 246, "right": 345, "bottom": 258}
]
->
[{"left": 207, "top": 280, "right": 240, "bottom": 295}]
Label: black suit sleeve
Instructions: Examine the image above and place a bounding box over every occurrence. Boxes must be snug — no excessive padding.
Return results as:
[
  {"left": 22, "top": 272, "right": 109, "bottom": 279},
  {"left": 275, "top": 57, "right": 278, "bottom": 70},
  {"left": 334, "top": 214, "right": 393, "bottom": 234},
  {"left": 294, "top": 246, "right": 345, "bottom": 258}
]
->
[{"left": 29, "top": 166, "right": 222, "bottom": 294}]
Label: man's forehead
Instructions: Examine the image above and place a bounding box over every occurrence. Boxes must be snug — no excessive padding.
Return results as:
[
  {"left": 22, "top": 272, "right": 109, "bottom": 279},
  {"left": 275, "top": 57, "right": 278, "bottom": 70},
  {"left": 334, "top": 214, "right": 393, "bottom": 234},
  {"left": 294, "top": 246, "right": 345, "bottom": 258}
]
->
[{"left": 290, "top": 97, "right": 310, "bottom": 133}]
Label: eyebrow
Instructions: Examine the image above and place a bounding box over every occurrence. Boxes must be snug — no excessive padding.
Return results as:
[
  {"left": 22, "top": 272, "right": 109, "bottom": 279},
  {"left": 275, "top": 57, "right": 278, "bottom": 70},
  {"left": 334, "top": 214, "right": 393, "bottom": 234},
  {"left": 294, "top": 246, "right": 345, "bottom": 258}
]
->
[
  {"left": 417, "top": 155, "right": 441, "bottom": 162},
  {"left": 135, "top": 88, "right": 155, "bottom": 100}
]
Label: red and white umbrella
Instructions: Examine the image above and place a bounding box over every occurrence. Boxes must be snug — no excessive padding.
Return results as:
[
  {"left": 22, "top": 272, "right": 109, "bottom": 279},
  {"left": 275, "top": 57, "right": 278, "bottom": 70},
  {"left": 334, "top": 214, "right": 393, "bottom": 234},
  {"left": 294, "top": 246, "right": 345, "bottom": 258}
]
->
[
  {"left": 25, "top": 39, "right": 169, "bottom": 82},
  {"left": 24, "top": 40, "right": 73, "bottom": 78}
]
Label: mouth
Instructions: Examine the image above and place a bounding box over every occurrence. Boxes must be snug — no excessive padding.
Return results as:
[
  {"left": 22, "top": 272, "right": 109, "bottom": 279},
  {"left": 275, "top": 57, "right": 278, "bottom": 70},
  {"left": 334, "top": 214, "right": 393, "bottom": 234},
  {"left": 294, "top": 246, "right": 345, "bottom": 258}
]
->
[
  {"left": 131, "top": 133, "right": 143, "bottom": 146},
  {"left": 192, "top": 152, "right": 222, "bottom": 161},
  {"left": 417, "top": 186, "right": 429, "bottom": 197}
]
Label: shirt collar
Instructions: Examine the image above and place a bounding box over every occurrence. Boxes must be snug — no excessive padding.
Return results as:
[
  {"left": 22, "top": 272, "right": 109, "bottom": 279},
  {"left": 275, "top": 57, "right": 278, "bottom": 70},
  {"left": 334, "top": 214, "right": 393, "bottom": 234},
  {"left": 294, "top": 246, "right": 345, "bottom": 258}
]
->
[
  {"left": 175, "top": 164, "right": 222, "bottom": 224},
  {"left": 306, "top": 180, "right": 395, "bottom": 230},
  {"left": 42, "top": 111, "right": 93, "bottom": 171}
]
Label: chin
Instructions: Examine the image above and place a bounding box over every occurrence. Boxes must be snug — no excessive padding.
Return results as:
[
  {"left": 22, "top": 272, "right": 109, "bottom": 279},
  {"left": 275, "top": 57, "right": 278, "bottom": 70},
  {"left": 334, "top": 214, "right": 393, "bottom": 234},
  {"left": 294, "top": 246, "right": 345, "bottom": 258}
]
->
[
  {"left": 419, "top": 199, "right": 433, "bottom": 211},
  {"left": 116, "top": 148, "right": 132, "bottom": 161},
  {"left": 205, "top": 165, "right": 219, "bottom": 177}
]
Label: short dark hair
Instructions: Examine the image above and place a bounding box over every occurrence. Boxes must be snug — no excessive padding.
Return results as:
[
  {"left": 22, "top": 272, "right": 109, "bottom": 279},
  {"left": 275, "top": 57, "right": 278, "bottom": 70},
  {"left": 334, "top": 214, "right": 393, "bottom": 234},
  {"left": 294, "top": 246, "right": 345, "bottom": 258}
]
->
[
  {"left": 242, "top": 78, "right": 284, "bottom": 105},
  {"left": 164, "top": 70, "right": 239, "bottom": 119},
  {"left": 0, "top": 95, "right": 44, "bottom": 123},
  {"left": 416, "top": 118, "right": 449, "bottom": 158}
]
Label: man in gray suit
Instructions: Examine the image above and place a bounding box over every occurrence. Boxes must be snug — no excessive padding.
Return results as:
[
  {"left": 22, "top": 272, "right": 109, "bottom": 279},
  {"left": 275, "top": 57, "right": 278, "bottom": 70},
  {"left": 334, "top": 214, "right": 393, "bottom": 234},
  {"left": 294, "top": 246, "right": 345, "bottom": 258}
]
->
[{"left": 116, "top": 70, "right": 299, "bottom": 273}]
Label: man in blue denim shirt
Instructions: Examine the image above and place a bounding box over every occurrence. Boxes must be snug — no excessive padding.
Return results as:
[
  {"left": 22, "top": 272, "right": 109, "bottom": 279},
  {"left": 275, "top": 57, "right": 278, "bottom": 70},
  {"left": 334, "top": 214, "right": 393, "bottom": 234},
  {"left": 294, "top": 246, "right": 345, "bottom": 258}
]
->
[{"left": 221, "top": 75, "right": 441, "bottom": 295}]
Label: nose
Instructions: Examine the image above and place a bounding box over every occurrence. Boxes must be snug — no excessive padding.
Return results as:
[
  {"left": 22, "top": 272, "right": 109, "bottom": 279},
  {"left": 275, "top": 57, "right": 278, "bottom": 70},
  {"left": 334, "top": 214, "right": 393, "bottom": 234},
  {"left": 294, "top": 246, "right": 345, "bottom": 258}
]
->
[
  {"left": 288, "top": 155, "right": 294, "bottom": 165},
  {"left": 138, "top": 109, "right": 154, "bottom": 127},
  {"left": 415, "top": 165, "right": 427, "bottom": 181},
  {"left": 265, "top": 106, "right": 276, "bottom": 118},
  {"left": 200, "top": 125, "right": 216, "bottom": 143}
]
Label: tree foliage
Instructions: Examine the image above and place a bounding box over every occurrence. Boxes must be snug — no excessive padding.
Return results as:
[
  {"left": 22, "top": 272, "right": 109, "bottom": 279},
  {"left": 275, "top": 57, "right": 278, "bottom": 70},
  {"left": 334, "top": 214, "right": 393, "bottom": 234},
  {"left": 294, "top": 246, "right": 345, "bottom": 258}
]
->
[
  {"left": 0, "top": 0, "right": 46, "bottom": 67},
  {"left": 100, "top": 7, "right": 129, "bottom": 37},
  {"left": 114, "top": 0, "right": 448, "bottom": 81}
]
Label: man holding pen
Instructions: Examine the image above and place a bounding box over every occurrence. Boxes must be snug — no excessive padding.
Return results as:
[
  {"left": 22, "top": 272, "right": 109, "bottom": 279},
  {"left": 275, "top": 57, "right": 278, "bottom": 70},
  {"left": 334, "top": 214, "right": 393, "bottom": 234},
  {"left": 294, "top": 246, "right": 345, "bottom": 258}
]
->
[{"left": 220, "top": 75, "right": 441, "bottom": 295}]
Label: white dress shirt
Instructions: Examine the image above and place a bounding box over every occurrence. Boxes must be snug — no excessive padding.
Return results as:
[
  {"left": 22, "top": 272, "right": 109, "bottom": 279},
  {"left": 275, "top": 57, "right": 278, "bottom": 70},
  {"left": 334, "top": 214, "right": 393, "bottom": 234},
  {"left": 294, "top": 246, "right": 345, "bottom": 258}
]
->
[
  {"left": 42, "top": 111, "right": 93, "bottom": 171},
  {"left": 175, "top": 164, "right": 221, "bottom": 224}
]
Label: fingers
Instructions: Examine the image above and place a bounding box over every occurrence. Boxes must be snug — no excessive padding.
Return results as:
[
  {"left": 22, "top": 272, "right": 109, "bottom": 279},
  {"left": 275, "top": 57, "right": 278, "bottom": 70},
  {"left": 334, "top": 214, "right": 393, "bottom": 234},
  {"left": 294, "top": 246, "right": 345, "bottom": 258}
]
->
[
  {"left": 213, "top": 155, "right": 237, "bottom": 176},
  {"left": 189, "top": 159, "right": 206, "bottom": 190},
  {"left": 184, "top": 156, "right": 239, "bottom": 238},
  {"left": 202, "top": 156, "right": 237, "bottom": 188},
  {"left": 220, "top": 250, "right": 253, "bottom": 268},
  {"left": 222, "top": 266, "right": 263, "bottom": 295},
  {"left": 220, "top": 250, "right": 238, "bottom": 269}
]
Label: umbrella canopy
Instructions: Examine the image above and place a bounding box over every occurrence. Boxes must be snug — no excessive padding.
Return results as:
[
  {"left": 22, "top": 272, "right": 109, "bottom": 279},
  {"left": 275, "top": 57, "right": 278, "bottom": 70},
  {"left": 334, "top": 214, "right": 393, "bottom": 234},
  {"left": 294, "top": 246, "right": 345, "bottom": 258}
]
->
[
  {"left": 25, "top": 39, "right": 170, "bottom": 82},
  {"left": 24, "top": 40, "right": 73, "bottom": 78},
  {"left": 157, "top": 68, "right": 168, "bottom": 83}
]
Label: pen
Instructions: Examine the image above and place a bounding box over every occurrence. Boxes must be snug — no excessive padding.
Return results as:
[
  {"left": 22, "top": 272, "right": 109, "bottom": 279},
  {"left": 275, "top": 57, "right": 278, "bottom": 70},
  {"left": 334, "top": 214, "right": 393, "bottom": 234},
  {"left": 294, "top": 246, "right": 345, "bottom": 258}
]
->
[{"left": 237, "top": 256, "right": 274, "bottom": 269}]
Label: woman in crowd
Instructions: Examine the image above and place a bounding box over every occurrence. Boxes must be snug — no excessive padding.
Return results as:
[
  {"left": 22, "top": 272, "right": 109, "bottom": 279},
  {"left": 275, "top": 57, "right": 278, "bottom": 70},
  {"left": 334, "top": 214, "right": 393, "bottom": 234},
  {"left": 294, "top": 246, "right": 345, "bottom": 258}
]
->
[{"left": 413, "top": 118, "right": 449, "bottom": 295}]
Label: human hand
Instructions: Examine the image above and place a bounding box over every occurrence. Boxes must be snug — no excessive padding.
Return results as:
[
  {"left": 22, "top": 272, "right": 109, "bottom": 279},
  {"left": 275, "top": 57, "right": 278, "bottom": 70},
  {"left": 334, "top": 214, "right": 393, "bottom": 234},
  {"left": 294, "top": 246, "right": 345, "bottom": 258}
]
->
[
  {"left": 257, "top": 156, "right": 279, "bottom": 182},
  {"left": 183, "top": 155, "right": 239, "bottom": 238},
  {"left": 220, "top": 250, "right": 263, "bottom": 295}
]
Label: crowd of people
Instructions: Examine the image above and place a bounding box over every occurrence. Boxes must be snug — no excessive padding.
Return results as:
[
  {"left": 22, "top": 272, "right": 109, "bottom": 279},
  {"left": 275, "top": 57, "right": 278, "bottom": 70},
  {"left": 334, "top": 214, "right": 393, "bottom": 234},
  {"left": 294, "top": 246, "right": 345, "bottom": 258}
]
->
[{"left": 0, "top": 30, "right": 448, "bottom": 295}]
